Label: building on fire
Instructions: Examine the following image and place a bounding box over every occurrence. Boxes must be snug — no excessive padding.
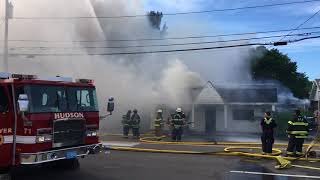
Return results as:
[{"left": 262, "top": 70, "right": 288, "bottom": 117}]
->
[
  {"left": 309, "top": 79, "right": 320, "bottom": 115},
  {"left": 189, "top": 81, "right": 278, "bottom": 135}
]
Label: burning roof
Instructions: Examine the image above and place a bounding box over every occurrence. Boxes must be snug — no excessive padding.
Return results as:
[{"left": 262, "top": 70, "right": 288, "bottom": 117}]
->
[{"left": 194, "top": 81, "right": 278, "bottom": 104}]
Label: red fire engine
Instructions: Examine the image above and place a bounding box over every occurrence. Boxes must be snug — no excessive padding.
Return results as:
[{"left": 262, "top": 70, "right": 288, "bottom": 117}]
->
[{"left": 0, "top": 73, "right": 113, "bottom": 174}]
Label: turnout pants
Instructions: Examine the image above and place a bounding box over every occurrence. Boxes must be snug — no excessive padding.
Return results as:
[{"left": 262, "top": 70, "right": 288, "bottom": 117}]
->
[
  {"left": 123, "top": 125, "right": 130, "bottom": 137},
  {"left": 132, "top": 127, "right": 140, "bottom": 138},
  {"left": 261, "top": 133, "right": 274, "bottom": 153},
  {"left": 172, "top": 127, "right": 183, "bottom": 141},
  {"left": 287, "top": 135, "right": 305, "bottom": 156},
  {"left": 155, "top": 126, "right": 163, "bottom": 137}
]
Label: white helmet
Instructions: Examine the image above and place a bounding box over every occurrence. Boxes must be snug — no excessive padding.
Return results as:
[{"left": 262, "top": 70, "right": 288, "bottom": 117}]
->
[
  {"left": 176, "top": 108, "right": 182, "bottom": 113},
  {"left": 157, "top": 109, "right": 163, "bottom": 113}
]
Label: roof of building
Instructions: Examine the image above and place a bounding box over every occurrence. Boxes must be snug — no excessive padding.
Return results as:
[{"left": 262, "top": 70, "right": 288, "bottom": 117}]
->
[
  {"left": 216, "top": 88, "right": 278, "bottom": 103},
  {"left": 195, "top": 82, "right": 224, "bottom": 104},
  {"left": 194, "top": 81, "right": 278, "bottom": 104}
]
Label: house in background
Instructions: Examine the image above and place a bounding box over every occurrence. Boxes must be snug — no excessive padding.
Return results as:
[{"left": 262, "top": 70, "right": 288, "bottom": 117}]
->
[
  {"left": 309, "top": 79, "right": 320, "bottom": 113},
  {"left": 189, "top": 82, "right": 278, "bottom": 135}
]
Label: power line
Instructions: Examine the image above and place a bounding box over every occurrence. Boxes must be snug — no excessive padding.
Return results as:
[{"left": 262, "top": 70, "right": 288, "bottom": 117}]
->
[
  {"left": 5, "top": 31, "right": 319, "bottom": 50},
  {"left": 3, "top": 26, "right": 320, "bottom": 43},
  {"left": 289, "top": 35, "right": 320, "bottom": 42},
  {"left": 6, "top": 36, "right": 320, "bottom": 56},
  {"left": 279, "top": 8, "right": 320, "bottom": 41},
  {"left": 8, "top": 43, "right": 270, "bottom": 56},
  {"left": 11, "top": 0, "right": 320, "bottom": 20}
]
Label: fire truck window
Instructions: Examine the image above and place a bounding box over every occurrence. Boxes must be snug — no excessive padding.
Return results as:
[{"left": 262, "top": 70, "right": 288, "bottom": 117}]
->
[
  {"left": 42, "top": 93, "right": 48, "bottom": 105},
  {"left": 68, "top": 87, "right": 98, "bottom": 112},
  {"left": 78, "top": 90, "right": 90, "bottom": 107},
  {"left": 0, "top": 86, "right": 9, "bottom": 112},
  {"left": 57, "top": 90, "right": 68, "bottom": 110},
  {"left": 26, "top": 85, "right": 98, "bottom": 113},
  {"left": 27, "top": 85, "right": 67, "bottom": 113}
]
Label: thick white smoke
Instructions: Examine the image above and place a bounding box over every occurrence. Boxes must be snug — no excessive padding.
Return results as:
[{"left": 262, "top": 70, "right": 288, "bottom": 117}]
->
[{"left": 1, "top": 0, "right": 253, "bottom": 132}]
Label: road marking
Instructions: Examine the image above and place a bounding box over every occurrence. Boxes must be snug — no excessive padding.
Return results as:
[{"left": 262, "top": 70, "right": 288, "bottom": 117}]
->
[
  {"left": 102, "top": 141, "right": 140, "bottom": 147},
  {"left": 230, "top": 170, "right": 320, "bottom": 179}
]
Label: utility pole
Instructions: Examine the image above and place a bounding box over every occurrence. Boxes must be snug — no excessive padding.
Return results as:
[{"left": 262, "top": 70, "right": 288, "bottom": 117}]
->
[
  {"left": 318, "top": 89, "right": 320, "bottom": 124},
  {"left": 3, "top": 0, "right": 12, "bottom": 72}
]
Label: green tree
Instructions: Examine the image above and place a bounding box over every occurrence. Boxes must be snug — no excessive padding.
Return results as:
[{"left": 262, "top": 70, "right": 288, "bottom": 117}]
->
[
  {"left": 147, "top": 11, "right": 167, "bottom": 36},
  {"left": 251, "top": 46, "right": 312, "bottom": 99},
  {"left": 147, "top": 11, "right": 163, "bottom": 29}
]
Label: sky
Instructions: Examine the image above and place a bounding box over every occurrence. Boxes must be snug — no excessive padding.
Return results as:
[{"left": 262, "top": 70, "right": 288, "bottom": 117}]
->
[
  {"left": 0, "top": 0, "right": 319, "bottom": 80},
  {"left": 143, "top": 0, "right": 320, "bottom": 80}
]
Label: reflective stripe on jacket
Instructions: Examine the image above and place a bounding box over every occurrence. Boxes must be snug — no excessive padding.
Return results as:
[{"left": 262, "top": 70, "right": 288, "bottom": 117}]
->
[
  {"left": 154, "top": 118, "right": 164, "bottom": 127},
  {"left": 287, "top": 116, "right": 309, "bottom": 138},
  {"left": 171, "top": 113, "right": 185, "bottom": 129}
]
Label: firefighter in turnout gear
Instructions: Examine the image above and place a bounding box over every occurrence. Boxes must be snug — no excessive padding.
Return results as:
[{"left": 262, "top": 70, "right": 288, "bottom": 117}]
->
[
  {"left": 122, "top": 110, "right": 132, "bottom": 138},
  {"left": 171, "top": 108, "right": 186, "bottom": 141},
  {"left": 260, "top": 111, "right": 277, "bottom": 155},
  {"left": 154, "top": 109, "right": 164, "bottom": 139},
  {"left": 286, "top": 109, "right": 310, "bottom": 157},
  {"left": 131, "top": 109, "right": 141, "bottom": 138}
]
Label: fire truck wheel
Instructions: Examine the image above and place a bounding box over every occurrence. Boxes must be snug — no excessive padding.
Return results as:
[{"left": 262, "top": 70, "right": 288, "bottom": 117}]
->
[{"left": 55, "top": 159, "right": 80, "bottom": 170}]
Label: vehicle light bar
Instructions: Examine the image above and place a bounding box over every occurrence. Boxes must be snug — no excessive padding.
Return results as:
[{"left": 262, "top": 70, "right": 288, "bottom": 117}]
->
[
  {"left": 12, "top": 73, "right": 37, "bottom": 80},
  {"left": 39, "top": 76, "right": 73, "bottom": 82},
  {"left": 0, "top": 72, "right": 10, "bottom": 79},
  {"left": 76, "top": 79, "right": 94, "bottom": 84}
]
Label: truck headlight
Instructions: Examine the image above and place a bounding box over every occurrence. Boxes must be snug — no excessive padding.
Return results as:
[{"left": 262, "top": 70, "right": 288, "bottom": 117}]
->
[
  {"left": 87, "top": 130, "right": 98, "bottom": 137},
  {"left": 36, "top": 135, "right": 52, "bottom": 143}
]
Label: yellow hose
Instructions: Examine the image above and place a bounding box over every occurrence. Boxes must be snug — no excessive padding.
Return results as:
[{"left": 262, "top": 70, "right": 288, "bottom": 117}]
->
[
  {"left": 139, "top": 136, "right": 320, "bottom": 147},
  {"left": 99, "top": 132, "right": 319, "bottom": 147},
  {"left": 108, "top": 145, "right": 320, "bottom": 162},
  {"left": 103, "top": 133, "right": 320, "bottom": 171},
  {"left": 224, "top": 146, "right": 282, "bottom": 156}
]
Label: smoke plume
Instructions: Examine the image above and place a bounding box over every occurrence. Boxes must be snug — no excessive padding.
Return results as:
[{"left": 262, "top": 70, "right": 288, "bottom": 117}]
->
[{"left": 2, "top": 0, "right": 254, "bottom": 132}]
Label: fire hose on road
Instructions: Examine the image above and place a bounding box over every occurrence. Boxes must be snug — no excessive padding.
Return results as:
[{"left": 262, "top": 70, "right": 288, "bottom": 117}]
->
[{"left": 102, "top": 133, "right": 320, "bottom": 171}]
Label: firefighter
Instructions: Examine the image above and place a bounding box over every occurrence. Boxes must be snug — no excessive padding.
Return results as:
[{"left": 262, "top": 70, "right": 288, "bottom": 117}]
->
[
  {"left": 260, "top": 111, "right": 277, "bottom": 155},
  {"left": 131, "top": 109, "right": 141, "bottom": 138},
  {"left": 171, "top": 108, "right": 186, "bottom": 142},
  {"left": 286, "top": 109, "right": 309, "bottom": 157},
  {"left": 122, "top": 110, "right": 131, "bottom": 138},
  {"left": 154, "top": 109, "right": 164, "bottom": 139}
]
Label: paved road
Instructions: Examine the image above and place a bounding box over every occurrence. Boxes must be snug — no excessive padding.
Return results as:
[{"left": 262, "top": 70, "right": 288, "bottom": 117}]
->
[
  {"left": 10, "top": 149, "right": 320, "bottom": 180},
  {"left": 7, "top": 135, "right": 320, "bottom": 180}
]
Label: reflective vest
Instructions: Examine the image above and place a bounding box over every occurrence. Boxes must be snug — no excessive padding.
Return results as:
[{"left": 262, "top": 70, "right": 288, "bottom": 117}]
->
[
  {"left": 264, "top": 117, "right": 273, "bottom": 125},
  {"left": 261, "top": 117, "right": 276, "bottom": 133},
  {"left": 287, "top": 116, "right": 309, "bottom": 138}
]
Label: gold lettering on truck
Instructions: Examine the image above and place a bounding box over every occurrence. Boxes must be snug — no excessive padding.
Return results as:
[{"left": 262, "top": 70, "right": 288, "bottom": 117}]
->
[{"left": 0, "top": 135, "right": 3, "bottom": 145}]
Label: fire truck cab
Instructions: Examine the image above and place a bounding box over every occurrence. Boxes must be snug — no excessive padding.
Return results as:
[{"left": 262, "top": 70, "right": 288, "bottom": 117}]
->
[{"left": 0, "top": 73, "right": 111, "bottom": 173}]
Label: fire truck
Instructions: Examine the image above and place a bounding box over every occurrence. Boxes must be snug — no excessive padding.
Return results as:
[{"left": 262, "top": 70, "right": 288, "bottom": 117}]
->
[{"left": 0, "top": 73, "right": 114, "bottom": 174}]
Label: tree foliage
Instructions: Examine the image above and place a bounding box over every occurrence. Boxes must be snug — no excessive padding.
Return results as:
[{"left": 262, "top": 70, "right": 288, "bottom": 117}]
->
[
  {"left": 147, "top": 11, "right": 167, "bottom": 36},
  {"left": 147, "top": 11, "right": 163, "bottom": 29},
  {"left": 251, "top": 46, "right": 312, "bottom": 99}
]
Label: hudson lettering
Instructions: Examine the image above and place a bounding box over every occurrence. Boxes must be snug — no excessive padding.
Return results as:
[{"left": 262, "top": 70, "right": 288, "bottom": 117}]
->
[{"left": 54, "top": 112, "right": 84, "bottom": 119}]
